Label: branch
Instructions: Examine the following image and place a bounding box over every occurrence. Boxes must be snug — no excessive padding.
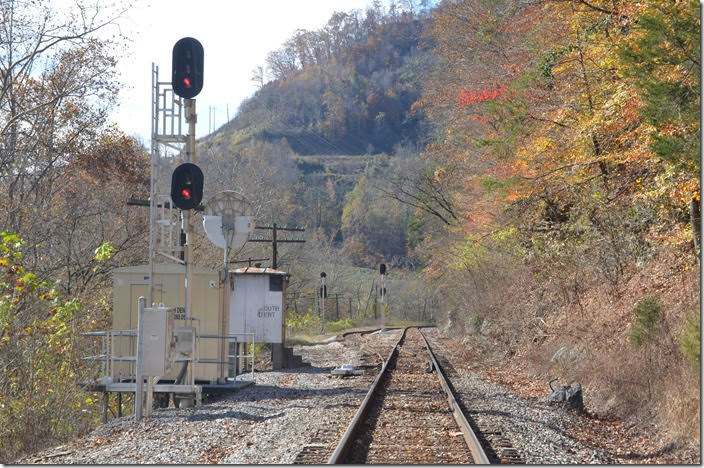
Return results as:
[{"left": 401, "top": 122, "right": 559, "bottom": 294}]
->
[
  {"left": 527, "top": 113, "right": 571, "bottom": 129},
  {"left": 576, "top": 0, "right": 615, "bottom": 15},
  {"left": 376, "top": 183, "right": 454, "bottom": 226}
]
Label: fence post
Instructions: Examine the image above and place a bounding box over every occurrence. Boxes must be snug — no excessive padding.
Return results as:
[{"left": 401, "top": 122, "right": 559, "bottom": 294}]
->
[{"left": 135, "top": 297, "right": 145, "bottom": 421}]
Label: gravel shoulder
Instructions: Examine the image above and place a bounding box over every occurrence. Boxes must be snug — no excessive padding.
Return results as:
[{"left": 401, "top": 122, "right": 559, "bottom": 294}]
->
[
  {"left": 425, "top": 329, "right": 611, "bottom": 463},
  {"left": 17, "top": 327, "right": 699, "bottom": 464},
  {"left": 18, "top": 331, "right": 400, "bottom": 465},
  {"left": 425, "top": 329, "right": 701, "bottom": 465}
]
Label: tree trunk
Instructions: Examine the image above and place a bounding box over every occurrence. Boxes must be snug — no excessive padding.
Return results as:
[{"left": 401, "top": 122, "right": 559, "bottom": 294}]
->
[{"left": 690, "top": 198, "right": 701, "bottom": 257}]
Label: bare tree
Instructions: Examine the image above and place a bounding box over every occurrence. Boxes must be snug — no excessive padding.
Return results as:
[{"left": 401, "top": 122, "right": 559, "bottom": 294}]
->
[
  {"left": 251, "top": 66, "right": 265, "bottom": 88},
  {"left": 373, "top": 154, "right": 459, "bottom": 226},
  {"left": 0, "top": 0, "right": 132, "bottom": 266}
]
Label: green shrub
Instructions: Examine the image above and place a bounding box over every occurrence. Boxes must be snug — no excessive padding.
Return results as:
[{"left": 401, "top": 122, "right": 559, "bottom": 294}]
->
[
  {"left": 679, "top": 308, "right": 700, "bottom": 368},
  {"left": 325, "top": 318, "right": 354, "bottom": 333},
  {"left": 285, "top": 308, "right": 322, "bottom": 335},
  {"left": 628, "top": 295, "right": 662, "bottom": 347},
  {"left": 245, "top": 342, "right": 269, "bottom": 357},
  {"left": 468, "top": 313, "right": 484, "bottom": 335},
  {"left": 0, "top": 232, "right": 98, "bottom": 463}
]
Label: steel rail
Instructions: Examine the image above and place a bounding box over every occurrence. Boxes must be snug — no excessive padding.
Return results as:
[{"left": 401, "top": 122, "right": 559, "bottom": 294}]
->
[
  {"left": 327, "top": 328, "right": 408, "bottom": 464},
  {"left": 419, "top": 328, "right": 490, "bottom": 464},
  {"left": 338, "top": 326, "right": 404, "bottom": 339},
  {"left": 328, "top": 327, "right": 490, "bottom": 464}
]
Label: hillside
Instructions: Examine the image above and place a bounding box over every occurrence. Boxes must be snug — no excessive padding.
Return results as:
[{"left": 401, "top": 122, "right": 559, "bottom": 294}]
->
[
  {"left": 220, "top": 7, "right": 434, "bottom": 156},
  {"left": 196, "top": 5, "right": 435, "bottom": 263},
  {"left": 0, "top": 0, "right": 699, "bottom": 464},
  {"left": 415, "top": 0, "right": 700, "bottom": 453}
]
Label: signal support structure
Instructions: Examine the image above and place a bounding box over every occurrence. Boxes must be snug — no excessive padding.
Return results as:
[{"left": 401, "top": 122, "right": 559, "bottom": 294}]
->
[{"left": 143, "top": 43, "right": 203, "bottom": 409}]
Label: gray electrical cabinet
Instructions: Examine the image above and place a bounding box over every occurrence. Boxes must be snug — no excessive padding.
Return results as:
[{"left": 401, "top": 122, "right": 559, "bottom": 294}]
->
[{"left": 142, "top": 306, "right": 175, "bottom": 376}]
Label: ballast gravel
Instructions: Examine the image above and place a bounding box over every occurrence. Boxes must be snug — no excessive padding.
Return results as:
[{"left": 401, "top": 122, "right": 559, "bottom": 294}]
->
[
  {"left": 424, "top": 329, "right": 612, "bottom": 464},
  {"left": 19, "top": 328, "right": 648, "bottom": 464}
]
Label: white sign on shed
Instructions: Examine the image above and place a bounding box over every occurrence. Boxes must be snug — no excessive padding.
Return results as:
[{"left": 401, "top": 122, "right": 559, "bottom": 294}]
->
[{"left": 229, "top": 267, "right": 287, "bottom": 343}]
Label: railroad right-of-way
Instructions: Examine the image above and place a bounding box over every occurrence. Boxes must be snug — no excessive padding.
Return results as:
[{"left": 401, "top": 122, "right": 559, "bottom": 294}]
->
[
  {"left": 330, "top": 327, "right": 486, "bottom": 464},
  {"left": 20, "top": 327, "right": 691, "bottom": 464}
]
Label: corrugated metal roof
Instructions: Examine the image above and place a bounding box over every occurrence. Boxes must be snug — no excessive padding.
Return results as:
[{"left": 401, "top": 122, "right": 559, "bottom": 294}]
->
[{"left": 230, "top": 266, "right": 288, "bottom": 275}]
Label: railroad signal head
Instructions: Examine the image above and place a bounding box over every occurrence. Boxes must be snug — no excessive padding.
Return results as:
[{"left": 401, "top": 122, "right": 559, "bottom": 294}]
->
[
  {"left": 170, "top": 163, "right": 204, "bottom": 210},
  {"left": 319, "top": 285, "right": 328, "bottom": 298},
  {"left": 172, "top": 37, "right": 204, "bottom": 99},
  {"left": 380, "top": 263, "right": 387, "bottom": 275},
  {"left": 320, "top": 271, "right": 326, "bottom": 278}
]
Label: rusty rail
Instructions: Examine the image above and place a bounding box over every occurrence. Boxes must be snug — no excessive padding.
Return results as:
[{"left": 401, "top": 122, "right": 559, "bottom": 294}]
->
[
  {"left": 327, "top": 327, "right": 489, "bottom": 464},
  {"left": 419, "top": 328, "right": 490, "bottom": 464}
]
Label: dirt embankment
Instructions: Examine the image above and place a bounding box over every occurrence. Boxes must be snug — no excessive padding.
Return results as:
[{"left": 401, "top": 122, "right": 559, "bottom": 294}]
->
[{"left": 441, "top": 244, "right": 700, "bottom": 463}]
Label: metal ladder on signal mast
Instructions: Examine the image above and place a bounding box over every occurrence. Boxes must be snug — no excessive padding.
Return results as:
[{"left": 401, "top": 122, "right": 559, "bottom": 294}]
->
[{"left": 149, "top": 63, "right": 188, "bottom": 305}]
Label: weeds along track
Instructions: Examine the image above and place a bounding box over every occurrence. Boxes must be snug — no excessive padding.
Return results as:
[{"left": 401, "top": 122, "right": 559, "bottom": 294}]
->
[{"left": 327, "top": 327, "right": 488, "bottom": 464}]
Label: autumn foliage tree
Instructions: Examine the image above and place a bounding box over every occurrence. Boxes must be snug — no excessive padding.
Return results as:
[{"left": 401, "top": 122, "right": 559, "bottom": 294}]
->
[
  {"left": 419, "top": 0, "right": 699, "bottom": 283},
  {"left": 0, "top": 0, "right": 146, "bottom": 286},
  {"left": 0, "top": 233, "right": 100, "bottom": 463},
  {"left": 0, "top": 1, "right": 147, "bottom": 462},
  {"left": 618, "top": 0, "right": 701, "bottom": 249},
  {"left": 415, "top": 0, "right": 700, "bottom": 444}
]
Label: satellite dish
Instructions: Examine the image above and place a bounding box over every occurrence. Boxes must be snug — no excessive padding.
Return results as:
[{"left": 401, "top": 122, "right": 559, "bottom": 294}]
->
[
  {"left": 203, "top": 191, "right": 254, "bottom": 251},
  {"left": 202, "top": 216, "right": 227, "bottom": 248}
]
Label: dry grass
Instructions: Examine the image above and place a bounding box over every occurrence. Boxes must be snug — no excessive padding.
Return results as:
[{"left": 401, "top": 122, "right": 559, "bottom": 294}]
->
[
  {"left": 660, "top": 365, "right": 700, "bottom": 442},
  {"left": 453, "top": 245, "right": 700, "bottom": 447}
]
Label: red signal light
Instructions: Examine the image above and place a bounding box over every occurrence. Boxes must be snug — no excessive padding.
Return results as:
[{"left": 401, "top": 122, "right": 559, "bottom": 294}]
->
[
  {"left": 171, "top": 163, "right": 203, "bottom": 210},
  {"left": 172, "top": 37, "right": 203, "bottom": 99}
]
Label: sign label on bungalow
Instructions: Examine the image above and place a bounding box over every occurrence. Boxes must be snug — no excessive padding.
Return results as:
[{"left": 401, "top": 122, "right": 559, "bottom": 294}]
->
[{"left": 257, "top": 305, "right": 280, "bottom": 318}]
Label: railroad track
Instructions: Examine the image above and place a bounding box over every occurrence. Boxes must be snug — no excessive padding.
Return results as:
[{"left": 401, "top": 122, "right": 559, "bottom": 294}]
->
[
  {"left": 423, "top": 331, "right": 524, "bottom": 464},
  {"left": 292, "top": 328, "right": 401, "bottom": 464},
  {"left": 294, "top": 327, "right": 489, "bottom": 464}
]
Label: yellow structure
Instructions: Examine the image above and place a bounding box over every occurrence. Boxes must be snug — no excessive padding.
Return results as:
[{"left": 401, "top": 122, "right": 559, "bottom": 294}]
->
[{"left": 111, "top": 263, "right": 223, "bottom": 382}]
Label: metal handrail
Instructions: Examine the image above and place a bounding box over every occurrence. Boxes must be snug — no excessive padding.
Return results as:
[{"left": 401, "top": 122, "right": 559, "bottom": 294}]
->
[{"left": 81, "top": 330, "right": 256, "bottom": 382}]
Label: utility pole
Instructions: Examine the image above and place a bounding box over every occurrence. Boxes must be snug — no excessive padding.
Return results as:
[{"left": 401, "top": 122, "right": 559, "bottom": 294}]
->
[
  {"left": 272, "top": 223, "right": 277, "bottom": 268},
  {"left": 248, "top": 224, "right": 305, "bottom": 269}
]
